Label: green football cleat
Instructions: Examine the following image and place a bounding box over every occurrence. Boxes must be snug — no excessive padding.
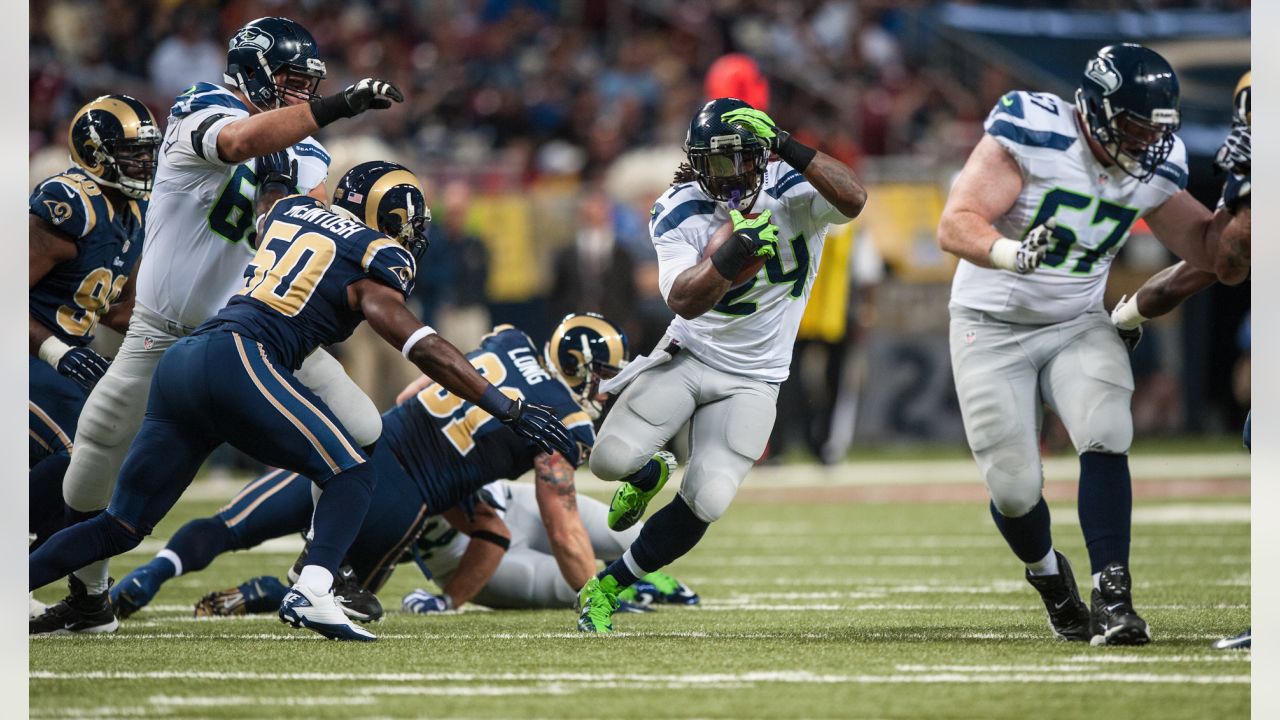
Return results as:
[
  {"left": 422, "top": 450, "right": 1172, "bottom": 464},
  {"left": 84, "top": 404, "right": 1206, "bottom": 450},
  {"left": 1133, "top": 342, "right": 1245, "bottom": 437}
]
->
[
  {"left": 576, "top": 576, "right": 621, "bottom": 634},
  {"left": 608, "top": 451, "right": 677, "bottom": 531}
]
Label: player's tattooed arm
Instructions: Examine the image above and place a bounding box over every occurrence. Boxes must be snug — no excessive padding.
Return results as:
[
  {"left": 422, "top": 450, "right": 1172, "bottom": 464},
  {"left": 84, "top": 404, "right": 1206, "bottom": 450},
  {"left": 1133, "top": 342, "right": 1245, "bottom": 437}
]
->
[
  {"left": 533, "top": 451, "right": 596, "bottom": 590},
  {"left": 802, "top": 151, "right": 868, "bottom": 220},
  {"left": 937, "top": 135, "right": 1024, "bottom": 267},
  {"left": 438, "top": 504, "right": 511, "bottom": 609},
  {"left": 1215, "top": 203, "right": 1250, "bottom": 286}
]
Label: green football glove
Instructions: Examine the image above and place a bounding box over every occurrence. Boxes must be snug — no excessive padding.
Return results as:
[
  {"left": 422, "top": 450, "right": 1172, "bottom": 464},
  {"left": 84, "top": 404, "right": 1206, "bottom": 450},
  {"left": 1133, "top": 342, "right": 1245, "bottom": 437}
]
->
[
  {"left": 730, "top": 209, "right": 779, "bottom": 259},
  {"left": 721, "top": 108, "right": 780, "bottom": 149}
]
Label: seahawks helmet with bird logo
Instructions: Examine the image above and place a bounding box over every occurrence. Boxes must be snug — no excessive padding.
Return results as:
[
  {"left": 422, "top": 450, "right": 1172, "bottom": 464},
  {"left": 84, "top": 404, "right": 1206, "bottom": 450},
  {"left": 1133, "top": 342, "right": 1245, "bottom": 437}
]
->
[
  {"left": 68, "top": 94, "right": 161, "bottom": 199},
  {"left": 1076, "top": 44, "right": 1181, "bottom": 182},
  {"left": 684, "top": 98, "right": 770, "bottom": 208},
  {"left": 544, "top": 313, "right": 629, "bottom": 419},
  {"left": 225, "top": 17, "right": 327, "bottom": 111},
  {"left": 332, "top": 161, "right": 431, "bottom": 259}
]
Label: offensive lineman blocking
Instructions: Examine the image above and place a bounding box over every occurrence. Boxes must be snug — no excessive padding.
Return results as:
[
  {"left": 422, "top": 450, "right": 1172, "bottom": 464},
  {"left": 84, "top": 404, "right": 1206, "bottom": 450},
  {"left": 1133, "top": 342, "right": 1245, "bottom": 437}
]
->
[
  {"left": 938, "top": 44, "right": 1231, "bottom": 645},
  {"left": 34, "top": 16, "right": 404, "bottom": 634},
  {"left": 577, "top": 98, "right": 867, "bottom": 632}
]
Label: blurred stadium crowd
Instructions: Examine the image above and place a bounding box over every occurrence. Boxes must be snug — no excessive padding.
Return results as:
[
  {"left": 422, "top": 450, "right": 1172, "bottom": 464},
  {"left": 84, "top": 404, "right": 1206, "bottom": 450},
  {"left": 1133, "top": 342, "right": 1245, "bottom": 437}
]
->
[{"left": 29, "top": 0, "right": 1251, "bottom": 465}]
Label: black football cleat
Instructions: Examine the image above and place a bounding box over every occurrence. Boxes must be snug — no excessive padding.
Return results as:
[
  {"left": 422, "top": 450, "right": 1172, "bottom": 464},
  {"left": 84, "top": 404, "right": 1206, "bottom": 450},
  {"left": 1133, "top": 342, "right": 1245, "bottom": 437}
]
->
[
  {"left": 333, "top": 566, "right": 383, "bottom": 623},
  {"left": 30, "top": 575, "right": 119, "bottom": 635},
  {"left": 1024, "top": 551, "right": 1093, "bottom": 641},
  {"left": 1089, "top": 562, "right": 1152, "bottom": 646}
]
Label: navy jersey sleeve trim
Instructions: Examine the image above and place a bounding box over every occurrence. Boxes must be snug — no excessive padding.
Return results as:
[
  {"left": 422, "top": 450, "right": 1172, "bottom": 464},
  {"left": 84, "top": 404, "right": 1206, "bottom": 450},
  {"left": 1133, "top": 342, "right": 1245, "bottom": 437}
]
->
[
  {"left": 991, "top": 92, "right": 1025, "bottom": 120},
  {"left": 766, "top": 169, "right": 807, "bottom": 199},
  {"left": 652, "top": 199, "right": 717, "bottom": 237},
  {"left": 293, "top": 143, "right": 332, "bottom": 166},
  {"left": 986, "top": 119, "right": 1074, "bottom": 151},
  {"left": 1155, "top": 162, "right": 1189, "bottom": 189}
]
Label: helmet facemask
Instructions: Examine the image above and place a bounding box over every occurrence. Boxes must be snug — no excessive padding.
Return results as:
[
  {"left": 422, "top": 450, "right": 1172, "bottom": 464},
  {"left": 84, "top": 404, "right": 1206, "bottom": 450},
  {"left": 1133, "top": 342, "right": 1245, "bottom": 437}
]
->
[
  {"left": 1077, "top": 89, "right": 1179, "bottom": 182},
  {"left": 687, "top": 138, "right": 767, "bottom": 209},
  {"left": 83, "top": 124, "right": 161, "bottom": 199},
  {"left": 545, "top": 333, "right": 627, "bottom": 420},
  {"left": 380, "top": 191, "right": 431, "bottom": 260}
]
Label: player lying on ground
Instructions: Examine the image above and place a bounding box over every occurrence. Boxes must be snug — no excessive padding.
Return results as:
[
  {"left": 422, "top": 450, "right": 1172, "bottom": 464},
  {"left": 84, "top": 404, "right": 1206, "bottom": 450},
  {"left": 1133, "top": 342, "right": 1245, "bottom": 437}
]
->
[
  {"left": 113, "top": 478, "right": 697, "bottom": 618},
  {"left": 937, "top": 44, "right": 1234, "bottom": 646},
  {"left": 576, "top": 97, "right": 867, "bottom": 632},
  {"left": 33, "top": 15, "right": 403, "bottom": 635},
  {"left": 1110, "top": 71, "right": 1251, "bottom": 651},
  {"left": 111, "top": 316, "right": 661, "bottom": 621},
  {"left": 30, "top": 161, "right": 576, "bottom": 642}
]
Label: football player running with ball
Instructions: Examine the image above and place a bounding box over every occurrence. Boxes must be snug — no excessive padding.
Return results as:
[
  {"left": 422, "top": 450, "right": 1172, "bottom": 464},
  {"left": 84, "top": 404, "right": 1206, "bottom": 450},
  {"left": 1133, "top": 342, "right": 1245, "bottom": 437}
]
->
[
  {"left": 33, "top": 16, "right": 403, "bottom": 634},
  {"left": 938, "top": 45, "right": 1230, "bottom": 646},
  {"left": 576, "top": 98, "right": 867, "bottom": 633},
  {"left": 29, "top": 162, "right": 576, "bottom": 641}
]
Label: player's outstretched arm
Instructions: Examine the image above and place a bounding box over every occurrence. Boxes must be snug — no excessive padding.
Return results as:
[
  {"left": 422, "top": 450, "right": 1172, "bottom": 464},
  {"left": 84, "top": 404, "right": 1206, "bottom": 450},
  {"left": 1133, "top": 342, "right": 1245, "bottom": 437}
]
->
[
  {"left": 532, "top": 451, "right": 596, "bottom": 591},
  {"left": 937, "top": 135, "right": 1026, "bottom": 269},
  {"left": 354, "top": 278, "right": 577, "bottom": 459},
  {"left": 436, "top": 504, "right": 512, "bottom": 609},
  {"left": 1114, "top": 262, "right": 1217, "bottom": 331},
  {"left": 216, "top": 78, "right": 404, "bottom": 164},
  {"left": 1143, "top": 191, "right": 1225, "bottom": 276},
  {"left": 1216, "top": 203, "right": 1250, "bottom": 285}
]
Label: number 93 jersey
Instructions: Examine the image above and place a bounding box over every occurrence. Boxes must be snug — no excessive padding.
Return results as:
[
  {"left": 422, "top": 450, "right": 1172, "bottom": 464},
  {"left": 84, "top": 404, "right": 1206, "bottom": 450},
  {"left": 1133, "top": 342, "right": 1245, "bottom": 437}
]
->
[
  {"left": 203, "top": 195, "right": 416, "bottom": 370},
  {"left": 950, "top": 91, "right": 1188, "bottom": 325},
  {"left": 381, "top": 325, "right": 596, "bottom": 514},
  {"left": 650, "top": 160, "right": 849, "bottom": 382},
  {"left": 29, "top": 168, "right": 146, "bottom": 345},
  {"left": 136, "top": 82, "right": 331, "bottom": 329}
]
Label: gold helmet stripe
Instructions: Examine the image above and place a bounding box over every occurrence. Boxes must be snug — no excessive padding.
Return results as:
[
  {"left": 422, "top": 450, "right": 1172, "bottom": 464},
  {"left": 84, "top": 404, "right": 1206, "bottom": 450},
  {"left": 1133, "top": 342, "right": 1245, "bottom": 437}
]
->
[
  {"left": 1234, "top": 71, "right": 1251, "bottom": 127},
  {"left": 548, "top": 314, "right": 626, "bottom": 379},
  {"left": 364, "top": 169, "right": 424, "bottom": 229}
]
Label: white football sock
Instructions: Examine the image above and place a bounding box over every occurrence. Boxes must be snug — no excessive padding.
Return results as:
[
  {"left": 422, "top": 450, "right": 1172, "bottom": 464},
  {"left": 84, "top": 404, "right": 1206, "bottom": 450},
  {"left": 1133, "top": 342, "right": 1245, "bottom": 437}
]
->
[
  {"left": 298, "top": 565, "right": 334, "bottom": 596},
  {"left": 1026, "top": 548, "right": 1060, "bottom": 576}
]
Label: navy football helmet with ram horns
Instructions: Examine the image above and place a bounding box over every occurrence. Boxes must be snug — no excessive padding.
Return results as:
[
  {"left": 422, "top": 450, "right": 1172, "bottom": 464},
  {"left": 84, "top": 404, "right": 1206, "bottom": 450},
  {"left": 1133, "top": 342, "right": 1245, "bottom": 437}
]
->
[
  {"left": 684, "top": 98, "right": 769, "bottom": 208},
  {"left": 544, "top": 313, "right": 629, "bottom": 419},
  {"left": 225, "top": 17, "right": 327, "bottom": 112},
  {"left": 332, "top": 161, "right": 431, "bottom": 259},
  {"left": 68, "top": 94, "right": 161, "bottom": 199},
  {"left": 1076, "top": 44, "right": 1181, "bottom": 182}
]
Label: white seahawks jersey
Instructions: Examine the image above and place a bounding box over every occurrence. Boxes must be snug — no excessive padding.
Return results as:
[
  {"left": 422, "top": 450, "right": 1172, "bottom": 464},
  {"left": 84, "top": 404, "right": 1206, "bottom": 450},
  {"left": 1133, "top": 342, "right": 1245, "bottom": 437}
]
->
[
  {"left": 136, "top": 82, "right": 331, "bottom": 329},
  {"left": 414, "top": 480, "right": 509, "bottom": 579},
  {"left": 950, "top": 91, "right": 1188, "bottom": 325},
  {"left": 651, "top": 161, "right": 849, "bottom": 382}
]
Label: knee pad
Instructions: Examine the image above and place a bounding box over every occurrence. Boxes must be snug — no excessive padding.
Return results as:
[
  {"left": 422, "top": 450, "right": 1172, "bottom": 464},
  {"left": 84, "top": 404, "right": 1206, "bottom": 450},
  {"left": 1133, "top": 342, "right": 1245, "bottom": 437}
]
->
[
  {"left": 589, "top": 434, "right": 647, "bottom": 482},
  {"left": 678, "top": 470, "right": 739, "bottom": 523},
  {"left": 979, "top": 441, "right": 1042, "bottom": 518},
  {"left": 1077, "top": 388, "right": 1133, "bottom": 455},
  {"left": 325, "top": 460, "right": 376, "bottom": 494}
]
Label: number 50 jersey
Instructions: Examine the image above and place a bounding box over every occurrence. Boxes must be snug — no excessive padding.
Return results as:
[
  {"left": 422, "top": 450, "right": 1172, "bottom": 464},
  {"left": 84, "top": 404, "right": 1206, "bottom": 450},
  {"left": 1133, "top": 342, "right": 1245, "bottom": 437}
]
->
[
  {"left": 201, "top": 195, "right": 416, "bottom": 370},
  {"left": 950, "top": 90, "right": 1188, "bottom": 325}
]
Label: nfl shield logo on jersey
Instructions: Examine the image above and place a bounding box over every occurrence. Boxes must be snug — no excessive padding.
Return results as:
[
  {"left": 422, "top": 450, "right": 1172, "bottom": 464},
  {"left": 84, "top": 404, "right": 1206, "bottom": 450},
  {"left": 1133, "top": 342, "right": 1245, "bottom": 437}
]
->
[{"left": 965, "top": 330, "right": 977, "bottom": 346}]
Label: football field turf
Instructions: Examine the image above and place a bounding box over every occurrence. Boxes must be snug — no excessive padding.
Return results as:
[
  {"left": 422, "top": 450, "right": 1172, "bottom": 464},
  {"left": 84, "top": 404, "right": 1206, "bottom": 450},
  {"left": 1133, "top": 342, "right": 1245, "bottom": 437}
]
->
[{"left": 30, "top": 453, "right": 1250, "bottom": 719}]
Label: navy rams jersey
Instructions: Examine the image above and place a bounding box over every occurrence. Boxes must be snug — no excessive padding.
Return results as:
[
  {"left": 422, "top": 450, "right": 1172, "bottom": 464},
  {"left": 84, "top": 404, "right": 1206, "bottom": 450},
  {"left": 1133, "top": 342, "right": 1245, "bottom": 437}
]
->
[
  {"left": 381, "top": 325, "right": 595, "bottom": 514},
  {"left": 202, "top": 195, "right": 416, "bottom": 369},
  {"left": 29, "top": 168, "right": 146, "bottom": 346}
]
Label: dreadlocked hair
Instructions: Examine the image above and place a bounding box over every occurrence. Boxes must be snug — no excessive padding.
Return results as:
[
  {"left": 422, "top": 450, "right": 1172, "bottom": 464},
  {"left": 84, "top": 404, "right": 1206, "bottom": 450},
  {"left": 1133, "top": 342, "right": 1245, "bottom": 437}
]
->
[{"left": 673, "top": 162, "right": 697, "bottom": 185}]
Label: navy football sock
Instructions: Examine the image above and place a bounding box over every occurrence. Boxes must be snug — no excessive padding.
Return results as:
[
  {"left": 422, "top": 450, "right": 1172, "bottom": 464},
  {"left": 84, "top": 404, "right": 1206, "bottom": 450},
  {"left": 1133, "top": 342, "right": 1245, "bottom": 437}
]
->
[
  {"left": 29, "top": 513, "right": 140, "bottom": 591},
  {"left": 305, "top": 463, "right": 376, "bottom": 574},
  {"left": 29, "top": 454, "right": 70, "bottom": 551},
  {"left": 989, "top": 497, "right": 1053, "bottom": 565},
  {"left": 1077, "top": 451, "right": 1132, "bottom": 574},
  {"left": 624, "top": 457, "right": 662, "bottom": 492},
  {"left": 601, "top": 495, "right": 709, "bottom": 591},
  {"left": 165, "top": 516, "right": 238, "bottom": 575}
]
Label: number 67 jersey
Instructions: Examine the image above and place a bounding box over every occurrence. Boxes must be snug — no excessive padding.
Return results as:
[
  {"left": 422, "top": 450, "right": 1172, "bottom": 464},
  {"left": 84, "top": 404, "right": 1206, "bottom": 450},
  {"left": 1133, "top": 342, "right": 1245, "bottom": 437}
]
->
[
  {"left": 201, "top": 194, "right": 416, "bottom": 371},
  {"left": 950, "top": 90, "right": 1189, "bottom": 325}
]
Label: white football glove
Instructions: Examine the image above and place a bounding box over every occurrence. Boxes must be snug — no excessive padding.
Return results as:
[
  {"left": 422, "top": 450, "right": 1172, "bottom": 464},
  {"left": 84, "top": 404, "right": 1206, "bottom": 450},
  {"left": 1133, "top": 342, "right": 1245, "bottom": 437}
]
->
[
  {"left": 990, "top": 218, "right": 1055, "bottom": 275},
  {"left": 402, "top": 589, "right": 453, "bottom": 614},
  {"left": 1110, "top": 294, "right": 1147, "bottom": 352}
]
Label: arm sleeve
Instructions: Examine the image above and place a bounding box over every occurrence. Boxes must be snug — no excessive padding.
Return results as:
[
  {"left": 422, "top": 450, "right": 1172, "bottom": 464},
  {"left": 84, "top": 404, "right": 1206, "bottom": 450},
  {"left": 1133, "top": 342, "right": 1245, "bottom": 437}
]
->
[
  {"left": 163, "top": 107, "right": 247, "bottom": 169},
  {"left": 29, "top": 179, "right": 95, "bottom": 239},
  {"left": 654, "top": 228, "right": 701, "bottom": 301},
  {"left": 363, "top": 238, "right": 418, "bottom": 299},
  {"left": 291, "top": 139, "right": 331, "bottom": 194}
]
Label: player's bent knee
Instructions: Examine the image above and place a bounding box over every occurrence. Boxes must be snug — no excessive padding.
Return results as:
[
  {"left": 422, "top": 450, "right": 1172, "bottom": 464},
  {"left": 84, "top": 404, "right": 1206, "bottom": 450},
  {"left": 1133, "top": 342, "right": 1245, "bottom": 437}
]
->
[
  {"left": 589, "top": 434, "right": 647, "bottom": 482},
  {"left": 102, "top": 513, "right": 146, "bottom": 555},
  {"left": 680, "top": 473, "right": 739, "bottom": 523},
  {"left": 1078, "top": 394, "right": 1133, "bottom": 455},
  {"left": 979, "top": 445, "right": 1042, "bottom": 518}
]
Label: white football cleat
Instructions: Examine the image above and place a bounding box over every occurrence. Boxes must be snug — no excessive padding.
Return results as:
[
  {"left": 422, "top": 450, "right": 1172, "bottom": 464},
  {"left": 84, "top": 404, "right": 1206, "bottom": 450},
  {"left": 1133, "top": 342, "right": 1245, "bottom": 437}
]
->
[
  {"left": 278, "top": 583, "right": 376, "bottom": 642},
  {"left": 29, "top": 593, "right": 47, "bottom": 620}
]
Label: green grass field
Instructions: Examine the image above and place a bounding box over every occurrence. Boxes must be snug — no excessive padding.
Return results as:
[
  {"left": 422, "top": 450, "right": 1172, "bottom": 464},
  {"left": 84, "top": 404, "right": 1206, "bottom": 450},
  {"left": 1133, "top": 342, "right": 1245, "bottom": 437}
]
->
[{"left": 30, "top": 458, "right": 1250, "bottom": 719}]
